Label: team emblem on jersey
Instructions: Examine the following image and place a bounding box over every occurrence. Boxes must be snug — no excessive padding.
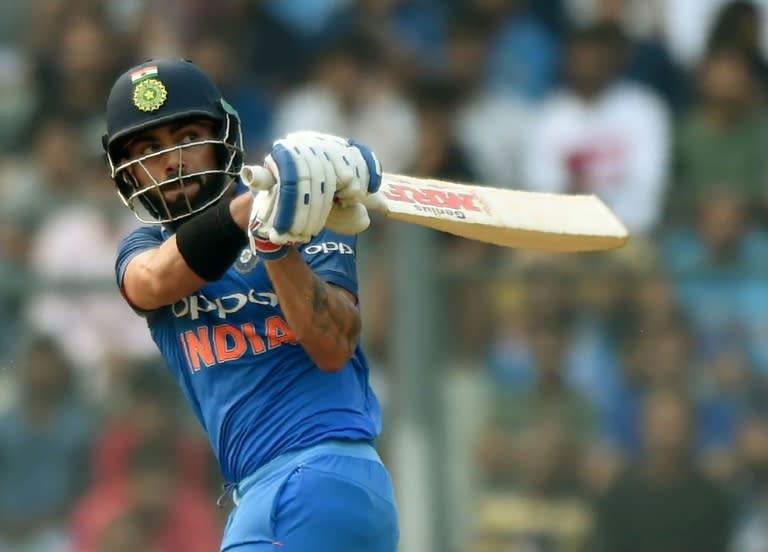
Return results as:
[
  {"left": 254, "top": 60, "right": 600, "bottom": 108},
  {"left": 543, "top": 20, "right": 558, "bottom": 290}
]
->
[
  {"left": 234, "top": 248, "right": 259, "bottom": 274},
  {"left": 132, "top": 78, "right": 168, "bottom": 112}
]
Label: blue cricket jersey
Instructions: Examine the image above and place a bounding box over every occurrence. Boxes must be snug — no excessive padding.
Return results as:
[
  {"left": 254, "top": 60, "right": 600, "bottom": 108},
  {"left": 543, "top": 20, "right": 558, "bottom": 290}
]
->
[{"left": 114, "top": 225, "right": 382, "bottom": 483}]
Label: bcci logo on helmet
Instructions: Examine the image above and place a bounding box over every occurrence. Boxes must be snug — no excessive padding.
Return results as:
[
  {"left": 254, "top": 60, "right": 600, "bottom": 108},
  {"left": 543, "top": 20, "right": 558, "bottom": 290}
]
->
[{"left": 132, "top": 78, "right": 168, "bottom": 112}]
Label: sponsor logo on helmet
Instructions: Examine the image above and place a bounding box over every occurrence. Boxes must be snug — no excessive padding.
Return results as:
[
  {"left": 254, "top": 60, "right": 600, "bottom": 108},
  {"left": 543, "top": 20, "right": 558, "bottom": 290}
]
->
[{"left": 133, "top": 78, "right": 168, "bottom": 112}]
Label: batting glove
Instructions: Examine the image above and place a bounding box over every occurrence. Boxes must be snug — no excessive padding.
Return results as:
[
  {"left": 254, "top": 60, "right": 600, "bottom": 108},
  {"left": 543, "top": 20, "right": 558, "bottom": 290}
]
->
[
  {"left": 245, "top": 141, "right": 337, "bottom": 259},
  {"left": 277, "top": 131, "right": 382, "bottom": 235}
]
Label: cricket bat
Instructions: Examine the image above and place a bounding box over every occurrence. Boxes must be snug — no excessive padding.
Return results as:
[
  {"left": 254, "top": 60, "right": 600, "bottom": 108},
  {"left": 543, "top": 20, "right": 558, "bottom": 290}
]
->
[{"left": 240, "top": 167, "right": 629, "bottom": 252}]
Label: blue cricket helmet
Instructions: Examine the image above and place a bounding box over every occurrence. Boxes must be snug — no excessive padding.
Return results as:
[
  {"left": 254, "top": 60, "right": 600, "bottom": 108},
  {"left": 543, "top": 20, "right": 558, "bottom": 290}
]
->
[{"left": 103, "top": 58, "right": 244, "bottom": 223}]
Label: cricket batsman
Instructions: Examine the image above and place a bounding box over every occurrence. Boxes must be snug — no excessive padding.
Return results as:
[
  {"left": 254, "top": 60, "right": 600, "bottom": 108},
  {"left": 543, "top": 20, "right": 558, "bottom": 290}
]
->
[{"left": 103, "top": 58, "right": 398, "bottom": 551}]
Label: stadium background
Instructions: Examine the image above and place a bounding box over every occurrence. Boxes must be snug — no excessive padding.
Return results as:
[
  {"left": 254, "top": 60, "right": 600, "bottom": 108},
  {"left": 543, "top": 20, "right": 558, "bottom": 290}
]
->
[{"left": 1, "top": 0, "right": 768, "bottom": 550}]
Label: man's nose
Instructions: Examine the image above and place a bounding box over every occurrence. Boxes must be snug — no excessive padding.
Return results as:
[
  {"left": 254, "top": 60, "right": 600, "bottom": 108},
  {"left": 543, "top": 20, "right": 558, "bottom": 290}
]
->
[{"left": 161, "top": 149, "right": 185, "bottom": 177}]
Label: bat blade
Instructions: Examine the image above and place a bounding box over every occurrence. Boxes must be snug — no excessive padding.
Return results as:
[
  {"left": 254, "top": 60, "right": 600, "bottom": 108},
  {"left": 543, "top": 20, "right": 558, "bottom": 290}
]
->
[{"left": 364, "top": 174, "right": 629, "bottom": 252}]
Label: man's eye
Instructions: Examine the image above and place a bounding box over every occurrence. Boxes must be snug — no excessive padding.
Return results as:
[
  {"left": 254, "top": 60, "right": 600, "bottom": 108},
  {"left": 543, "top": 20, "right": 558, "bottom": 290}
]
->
[
  {"left": 139, "top": 144, "right": 161, "bottom": 156},
  {"left": 180, "top": 133, "right": 199, "bottom": 145}
]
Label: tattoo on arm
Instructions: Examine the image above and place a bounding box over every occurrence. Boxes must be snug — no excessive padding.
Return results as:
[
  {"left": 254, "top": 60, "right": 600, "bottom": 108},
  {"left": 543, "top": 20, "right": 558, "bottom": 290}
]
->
[{"left": 311, "top": 275, "right": 361, "bottom": 354}]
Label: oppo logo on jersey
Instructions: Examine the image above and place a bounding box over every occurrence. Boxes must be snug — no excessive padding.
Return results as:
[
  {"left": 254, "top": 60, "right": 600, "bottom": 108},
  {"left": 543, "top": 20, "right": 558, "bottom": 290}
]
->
[
  {"left": 304, "top": 242, "right": 354, "bottom": 255},
  {"left": 173, "top": 290, "right": 297, "bottom": 372},
  {"left": 172, "top": 290, "right": 279, "bottom": 320}
]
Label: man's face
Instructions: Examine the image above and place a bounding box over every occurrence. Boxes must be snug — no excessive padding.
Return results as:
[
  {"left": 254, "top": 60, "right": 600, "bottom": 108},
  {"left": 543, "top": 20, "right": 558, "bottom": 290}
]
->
[{"left": 123, "top": 119, "right": 218, "bottom": 218}]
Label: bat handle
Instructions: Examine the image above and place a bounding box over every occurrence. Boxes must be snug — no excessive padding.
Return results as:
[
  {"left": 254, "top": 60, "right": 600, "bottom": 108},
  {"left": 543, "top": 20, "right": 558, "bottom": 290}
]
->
[
  {"left": 241, "top": 163, "right": 389, "bottom": 215},
  {"left": 240, "top": 164, "right": 276, "bottom": 192},
  {"left": 360, "top": 192, "right": 388, "bottom": 215}
]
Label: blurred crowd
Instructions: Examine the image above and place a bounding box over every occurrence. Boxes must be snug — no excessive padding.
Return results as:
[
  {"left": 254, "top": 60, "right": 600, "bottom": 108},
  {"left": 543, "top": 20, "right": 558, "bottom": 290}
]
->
[{"left": 2, "top": 0, "right": 768, "bottom": 551}]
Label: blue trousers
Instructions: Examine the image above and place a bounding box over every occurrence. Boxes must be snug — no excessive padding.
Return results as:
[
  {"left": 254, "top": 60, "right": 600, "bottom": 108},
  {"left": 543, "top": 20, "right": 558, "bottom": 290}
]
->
[{"left": 220, "top": 440, "right": 399, "bottom": 551}]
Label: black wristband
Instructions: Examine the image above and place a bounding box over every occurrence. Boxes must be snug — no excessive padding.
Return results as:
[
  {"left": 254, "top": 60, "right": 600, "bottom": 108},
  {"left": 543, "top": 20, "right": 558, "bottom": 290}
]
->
[{"left": 175, "top": 198, "right": 247, "bottom": 281}]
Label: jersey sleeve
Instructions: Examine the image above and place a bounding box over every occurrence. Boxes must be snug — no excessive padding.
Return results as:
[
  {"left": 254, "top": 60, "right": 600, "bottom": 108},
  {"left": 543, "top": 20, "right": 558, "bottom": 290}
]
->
[
  {"left": 298, "top": 229, "right": 359, "bottom": 298},
  {"left": 114, "top": 225, "right": 165, "bottom": 313}
]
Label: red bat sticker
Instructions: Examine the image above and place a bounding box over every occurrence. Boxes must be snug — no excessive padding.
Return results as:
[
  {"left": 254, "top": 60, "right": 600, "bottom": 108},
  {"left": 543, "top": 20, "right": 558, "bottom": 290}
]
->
[{"left": 383, "top": 182, "right": 485, "bottom": 213}]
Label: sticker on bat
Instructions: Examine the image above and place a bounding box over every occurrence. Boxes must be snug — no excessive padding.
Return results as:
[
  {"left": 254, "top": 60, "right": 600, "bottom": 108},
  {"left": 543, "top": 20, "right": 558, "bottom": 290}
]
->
[{"left": 383, "top": 182, "right": 486, "bottom": 215}]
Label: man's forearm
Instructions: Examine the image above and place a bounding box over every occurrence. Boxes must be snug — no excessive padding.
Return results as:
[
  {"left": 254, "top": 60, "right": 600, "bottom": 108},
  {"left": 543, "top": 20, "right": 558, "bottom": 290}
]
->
[{"left": 265, "top": 248, "right": 361, "bottom": 371}]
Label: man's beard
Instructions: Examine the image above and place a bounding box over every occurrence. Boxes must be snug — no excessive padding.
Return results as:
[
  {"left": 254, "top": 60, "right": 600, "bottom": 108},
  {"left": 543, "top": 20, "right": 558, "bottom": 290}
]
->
[
  {"left": 147, "top": 173, "right": 224, "bottom": 220},
  {"left": 161, "top": 174, "right": 204, "bottom": 216}
]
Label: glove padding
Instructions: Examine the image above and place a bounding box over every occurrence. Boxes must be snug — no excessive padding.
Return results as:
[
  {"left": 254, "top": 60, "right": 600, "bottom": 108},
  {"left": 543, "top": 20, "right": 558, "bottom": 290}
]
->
[
  {"left": 244, "top": 132, "right": 383, "bottom": 256},
  {"left": 282, "top": 131, "right": 382, "bottom": 199},
  {"left": 246, "top": 139, "right": 339, "bottom": 258},
  {"left": 325, "top": 202, "right": 371, "bottom": 235},
  {"left": 247, "top": 187, "right": 294, "bottom": 260},
  {"left": 264, "top": 139, "right": 338, "bottom": 238},
  {"left": 277, "top": 132, "right": 383, "bottom": 236}
]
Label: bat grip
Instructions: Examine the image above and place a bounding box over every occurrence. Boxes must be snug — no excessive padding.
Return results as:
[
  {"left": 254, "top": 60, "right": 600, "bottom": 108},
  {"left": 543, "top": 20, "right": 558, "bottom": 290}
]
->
[
  {"left": 360, "top": 192, "right": 387, "bottom": 214},
  {"left": 240, "top": 165, "right": 276, "bottom": 192}
]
